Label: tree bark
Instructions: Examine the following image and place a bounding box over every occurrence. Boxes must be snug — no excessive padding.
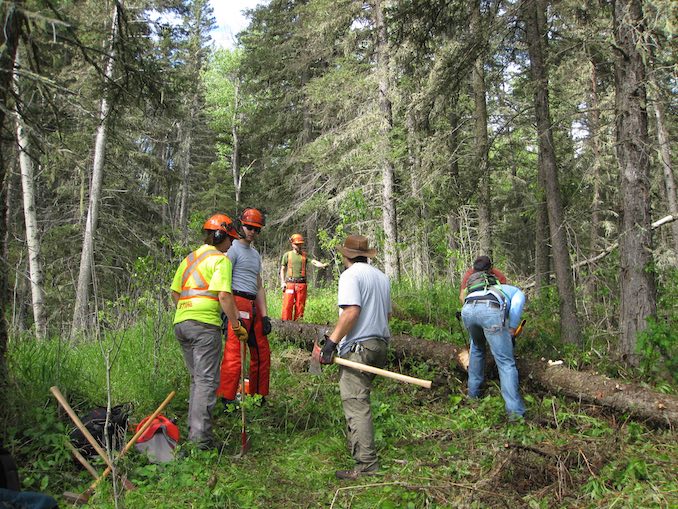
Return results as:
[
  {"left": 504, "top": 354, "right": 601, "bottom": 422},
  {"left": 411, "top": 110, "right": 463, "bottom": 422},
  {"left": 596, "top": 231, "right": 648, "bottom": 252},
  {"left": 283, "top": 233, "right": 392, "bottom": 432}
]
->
[
  {"left": 13, "top": 47, "right": 47, "bottom": 339},
  {"left": 71, "top": 2, "right": 120, "bottom": 338},
  {"left": 523, "top": 0, "right": 581, "bottom": 344},
  {"left": 373, "top": 0, "right": 400, "bottom": 280},
  {"left": 471, "top": 0, "right": 491, "bottom": 256},
  {"left": 271, "top": 319, "right": 678, "bottom": 428},
  {"left": 613, "top": 0, "right": 656, "bottom": 364},
  {"left": 534, "top": 195, "right": 550, "bottom": 294}
]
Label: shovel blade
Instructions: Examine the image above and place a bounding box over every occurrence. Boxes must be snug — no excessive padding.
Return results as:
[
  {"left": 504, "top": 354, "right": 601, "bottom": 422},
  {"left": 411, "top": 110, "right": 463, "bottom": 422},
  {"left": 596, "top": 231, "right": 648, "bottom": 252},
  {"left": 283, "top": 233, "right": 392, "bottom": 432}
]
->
[{"left": 234, "top": 433, "right": 251, "bottom": 459}]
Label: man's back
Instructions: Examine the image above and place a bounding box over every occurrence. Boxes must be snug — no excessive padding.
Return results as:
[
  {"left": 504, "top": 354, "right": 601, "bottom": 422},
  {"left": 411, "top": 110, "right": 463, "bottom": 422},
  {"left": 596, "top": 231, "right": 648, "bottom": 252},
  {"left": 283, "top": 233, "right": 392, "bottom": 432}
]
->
[{"left": 338, "top": 263, "right": 391, "bottom": 344}]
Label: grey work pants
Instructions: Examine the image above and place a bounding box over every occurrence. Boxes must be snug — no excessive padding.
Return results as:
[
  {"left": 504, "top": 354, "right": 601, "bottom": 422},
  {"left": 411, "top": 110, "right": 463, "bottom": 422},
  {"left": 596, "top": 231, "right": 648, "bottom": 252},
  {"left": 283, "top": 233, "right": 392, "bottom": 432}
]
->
[
  {"left": 339, "top": 338, "right": 388, "bottom": 471},
  {"left": 174, "top": 320, "right": 223, "bottom": 445}
]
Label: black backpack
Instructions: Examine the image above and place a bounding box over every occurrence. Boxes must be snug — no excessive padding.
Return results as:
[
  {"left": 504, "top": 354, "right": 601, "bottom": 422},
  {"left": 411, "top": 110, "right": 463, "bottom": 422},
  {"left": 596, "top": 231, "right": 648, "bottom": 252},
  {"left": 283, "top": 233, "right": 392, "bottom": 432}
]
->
[
  {"left": 69, "top": 404, "right": 131, "bottom": 458},
  {"left": 466, "top": 270, "right": 499, "bottom": 293}
]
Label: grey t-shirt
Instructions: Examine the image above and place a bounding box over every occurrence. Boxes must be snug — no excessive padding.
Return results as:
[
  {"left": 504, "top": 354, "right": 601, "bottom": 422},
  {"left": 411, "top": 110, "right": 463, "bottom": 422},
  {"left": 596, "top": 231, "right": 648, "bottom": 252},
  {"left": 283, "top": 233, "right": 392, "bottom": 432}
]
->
[
  {"left": 337, "top": 262, "right": 392, "bottom": 356},
  {"left": 226, "top": 240, "right": 261, "bottom": 295}
]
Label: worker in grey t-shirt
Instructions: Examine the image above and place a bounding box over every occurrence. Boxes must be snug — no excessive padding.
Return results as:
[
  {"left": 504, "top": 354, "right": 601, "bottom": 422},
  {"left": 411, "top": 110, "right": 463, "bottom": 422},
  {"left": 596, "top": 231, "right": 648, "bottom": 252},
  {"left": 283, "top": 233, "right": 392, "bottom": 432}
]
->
[
  {"left": 216, "top": 208, "right": 272, "bottom": 405},
  {"left": 313, "top": 234, "right": 392, "bottom": 481}
]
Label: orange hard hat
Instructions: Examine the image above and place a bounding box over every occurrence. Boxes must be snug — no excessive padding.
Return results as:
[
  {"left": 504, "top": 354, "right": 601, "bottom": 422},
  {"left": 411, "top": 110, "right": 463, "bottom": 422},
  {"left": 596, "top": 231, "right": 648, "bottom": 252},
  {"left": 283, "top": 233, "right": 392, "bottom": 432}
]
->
[
  {"left": 203, "top": 213, "right": 240, "bottom": 240},
  {"left": 289, "top": 233, "right": 305, "bottom": 245},
  {"left": 240, "top": 208, "right": 265, "bottom": 228}
]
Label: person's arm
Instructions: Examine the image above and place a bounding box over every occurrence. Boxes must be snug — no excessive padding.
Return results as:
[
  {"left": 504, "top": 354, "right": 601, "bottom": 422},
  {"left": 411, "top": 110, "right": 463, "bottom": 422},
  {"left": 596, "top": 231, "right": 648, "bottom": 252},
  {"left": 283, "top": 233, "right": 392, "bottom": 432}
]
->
[
  {"left": 218, "top": 291, "right": 240, "bottom": 325},
  {"left": 310, "top": 258, "right": 328, "bottom": 268},
  {"left": 459, "top": 268, "right": 472, "bottom": 303},
  {"left": 327, "top": 305, "right": 361, "bottom": 344},
  {"left": 255, "top": 274, "right": 268, "bottom": 316},
  {"left": 507, "top": 289, "right": 525, "bottom": 332},
  {"left": 280, "top": 265, "right": 286, "bottom": 289}
]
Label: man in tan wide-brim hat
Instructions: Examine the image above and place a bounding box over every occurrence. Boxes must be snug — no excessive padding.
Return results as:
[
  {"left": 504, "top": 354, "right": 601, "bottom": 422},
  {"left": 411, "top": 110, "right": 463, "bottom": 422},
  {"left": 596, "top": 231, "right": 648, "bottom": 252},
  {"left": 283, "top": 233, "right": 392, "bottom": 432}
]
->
[{"left": 313, "top": 234, "right": 392, "bottom": 480}]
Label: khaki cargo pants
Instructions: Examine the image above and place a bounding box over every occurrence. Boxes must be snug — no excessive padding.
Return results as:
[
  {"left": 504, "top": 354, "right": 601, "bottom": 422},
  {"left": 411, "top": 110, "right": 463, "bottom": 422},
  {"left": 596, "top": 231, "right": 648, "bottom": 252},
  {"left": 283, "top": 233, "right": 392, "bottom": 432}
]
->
[{"left": 339, "top": 338, "right": 388, "bottom": 472}]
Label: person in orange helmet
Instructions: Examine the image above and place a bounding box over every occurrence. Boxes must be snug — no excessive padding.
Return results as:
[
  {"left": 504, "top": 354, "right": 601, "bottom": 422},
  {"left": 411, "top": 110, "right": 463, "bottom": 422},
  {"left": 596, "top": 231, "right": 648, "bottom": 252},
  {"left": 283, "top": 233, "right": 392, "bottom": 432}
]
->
[
  {"left": 280, "top": 233, "right": 328, "bottom": 321},
  {"left": 217, "top": 208, "right": 272, "bottom": 406},
  {"left": 170, "top": 213, "right": 248, "bottom": 449}
]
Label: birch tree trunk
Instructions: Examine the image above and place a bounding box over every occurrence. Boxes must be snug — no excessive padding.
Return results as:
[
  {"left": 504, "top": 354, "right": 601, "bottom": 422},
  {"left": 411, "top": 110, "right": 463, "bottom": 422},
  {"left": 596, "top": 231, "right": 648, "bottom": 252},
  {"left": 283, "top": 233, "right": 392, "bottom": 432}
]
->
[
  {"left": 13, "top": 48, "right": 47, "bottom": 339},
  {"left": 613, "top": 0, "right": 656, "bottom": 363},
  {"left": 471, "top": 0, "right": 491, "bottom": 256},
  {"left": 374, "top": 0, "right": 400, "bottom": 280},
  {"left": 71, "top": 2, "right": 120, "bottom": 338},
  {"left": 523, "top": 0, "right": 581, "bottom": 344}
]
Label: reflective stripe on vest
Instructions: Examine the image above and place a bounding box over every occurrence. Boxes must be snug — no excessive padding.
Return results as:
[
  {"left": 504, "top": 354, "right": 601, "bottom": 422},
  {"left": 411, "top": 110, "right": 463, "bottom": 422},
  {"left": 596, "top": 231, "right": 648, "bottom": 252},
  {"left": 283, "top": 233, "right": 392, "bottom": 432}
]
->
[
  {"left": 179, "top": 248, "right": 224, "bottom": 301},
  {"left": 286, "top": 251, "right": 307, "bottom": 278}
]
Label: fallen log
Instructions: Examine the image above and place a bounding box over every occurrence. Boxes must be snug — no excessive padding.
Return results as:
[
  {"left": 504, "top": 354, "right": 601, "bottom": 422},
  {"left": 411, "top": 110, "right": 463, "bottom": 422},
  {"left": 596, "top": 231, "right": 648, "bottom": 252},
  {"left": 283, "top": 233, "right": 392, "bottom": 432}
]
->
[{"left": 271, "top": 319, "right": 678, "bottom": 428}]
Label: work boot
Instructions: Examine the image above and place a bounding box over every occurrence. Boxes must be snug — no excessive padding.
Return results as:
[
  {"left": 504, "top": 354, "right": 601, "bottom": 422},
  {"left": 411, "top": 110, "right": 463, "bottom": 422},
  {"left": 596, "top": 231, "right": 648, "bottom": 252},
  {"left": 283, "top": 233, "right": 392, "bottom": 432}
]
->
[{"left": 335, "top": 465, "right": 379, "bottom": 480}]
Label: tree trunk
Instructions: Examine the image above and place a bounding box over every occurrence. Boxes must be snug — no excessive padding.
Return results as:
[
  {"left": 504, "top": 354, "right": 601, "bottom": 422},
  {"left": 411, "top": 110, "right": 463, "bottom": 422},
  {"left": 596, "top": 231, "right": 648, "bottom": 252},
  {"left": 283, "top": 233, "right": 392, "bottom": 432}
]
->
[
  {"left": 649, "top": 83, "right": 678, "bottom": 251},
  {"left": 406, "top": 108, "right": 429, "bottom": 286},
  {"left": 471, "top": 0, "right": 491, "bottom": 256},
  {"left": 534, "top": 194, "right": 550, "bottom": 295},
  {"left": 585, "top": 55, "right": 603, "bottom": 298},
  {"left": 0, "top": 0, "right": 23, "bottom": 407},
  {"left": 13, "top": 47, "right": 47, "bottom": 339},
  {"left": 71, "top": 2, "right": 120, "bottom": 338},
  {"left": 272, "top": 319, "right": 678, "bottom": 428},
  {"left": 613, "top": 0, "right": 656, "bottom": 364},
  {"left": 176, "top": 110, "right": 194, "bottom": 239},
  {"left": 374, "top": 0, "right": 400, "bottom": 280},
  {"left": 523, "top": 0, "right": 581, "bottom": 344},
  {"left": 231, "top": 79, "right": 241, "bottom": 209}
]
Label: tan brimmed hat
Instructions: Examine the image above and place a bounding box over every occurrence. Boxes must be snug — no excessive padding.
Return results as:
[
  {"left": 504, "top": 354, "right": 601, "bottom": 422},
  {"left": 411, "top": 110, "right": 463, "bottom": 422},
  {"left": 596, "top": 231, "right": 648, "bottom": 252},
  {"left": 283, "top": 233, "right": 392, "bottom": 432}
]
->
[{"left": 337, "top": 235, "right": 377, "bottom": 259}]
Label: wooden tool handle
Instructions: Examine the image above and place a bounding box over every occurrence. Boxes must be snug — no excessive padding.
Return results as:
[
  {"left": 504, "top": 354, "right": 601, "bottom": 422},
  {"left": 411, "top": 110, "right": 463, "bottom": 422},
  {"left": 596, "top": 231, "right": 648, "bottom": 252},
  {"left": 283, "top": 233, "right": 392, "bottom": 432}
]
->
[
  {"left": 50, "top": 386, "right": 112, "bottom": 468},
  {"left": 333, "top": 357, "right": 432, "bottom": 389}
]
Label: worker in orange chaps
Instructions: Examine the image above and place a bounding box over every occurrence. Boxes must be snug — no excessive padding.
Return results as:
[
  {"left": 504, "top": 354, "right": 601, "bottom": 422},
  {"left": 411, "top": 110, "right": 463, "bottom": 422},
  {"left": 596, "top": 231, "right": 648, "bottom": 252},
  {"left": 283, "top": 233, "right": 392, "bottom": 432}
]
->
[
  {"left": 280, "top": 233, "right": 328, "bottom": 321},
  {"left": 217, "top": 208, "right": 272, "bottom": 405}
]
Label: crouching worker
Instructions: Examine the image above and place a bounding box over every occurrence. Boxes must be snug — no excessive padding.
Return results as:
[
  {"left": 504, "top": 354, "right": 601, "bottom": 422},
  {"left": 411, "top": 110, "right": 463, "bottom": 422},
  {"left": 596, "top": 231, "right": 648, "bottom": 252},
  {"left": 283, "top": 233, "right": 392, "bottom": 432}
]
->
[
  {"left": 461, "top": 282, "right": 526, "bottom": 420},
  {"left": 313, "top": 235, "right": 392, "bottom": 480},
  {"left": 171, "top": 213, "right": 248, "bottom": 449}
]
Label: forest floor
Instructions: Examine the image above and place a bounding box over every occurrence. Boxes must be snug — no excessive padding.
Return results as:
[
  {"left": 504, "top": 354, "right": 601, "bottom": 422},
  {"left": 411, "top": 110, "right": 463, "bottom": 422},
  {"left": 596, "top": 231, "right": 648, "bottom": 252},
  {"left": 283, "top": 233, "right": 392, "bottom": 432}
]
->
[{"left": 4, "top": 288, "right": 677, "bottom": 508}]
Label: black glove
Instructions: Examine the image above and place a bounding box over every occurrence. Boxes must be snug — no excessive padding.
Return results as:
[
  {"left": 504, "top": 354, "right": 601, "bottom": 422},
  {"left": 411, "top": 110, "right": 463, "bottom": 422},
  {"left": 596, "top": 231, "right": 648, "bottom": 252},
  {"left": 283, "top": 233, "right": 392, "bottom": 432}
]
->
[
  {"left": 319, "top": 334, "right": 337, "bottom": 365},
  {"left": 262, "top": 316, "right": 272, "bottom": 335}
]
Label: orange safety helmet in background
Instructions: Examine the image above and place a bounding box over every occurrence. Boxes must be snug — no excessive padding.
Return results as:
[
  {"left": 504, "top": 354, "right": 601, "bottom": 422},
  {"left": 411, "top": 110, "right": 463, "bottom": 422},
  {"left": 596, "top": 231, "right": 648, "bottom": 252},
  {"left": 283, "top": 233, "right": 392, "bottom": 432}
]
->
[
  {"left": 240, "top": 208, "right": 266, "bottom": 228},
  {"left": 203, "top": 213, "right": 240, "bottom": 240},
  {"left": 289, "top": 233, "right": 305, "bottom": 245}
]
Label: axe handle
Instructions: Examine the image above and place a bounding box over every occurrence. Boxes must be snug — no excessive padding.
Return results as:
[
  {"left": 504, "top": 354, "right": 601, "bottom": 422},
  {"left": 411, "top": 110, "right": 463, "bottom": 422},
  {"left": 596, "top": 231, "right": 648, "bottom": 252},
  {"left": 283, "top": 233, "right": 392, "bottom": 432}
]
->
[
  {"left": 334, "top": 357, "right": 432, "bottom": 389},
  {"left": 50, "top": 386, "right": 112, "bottom": 468}
]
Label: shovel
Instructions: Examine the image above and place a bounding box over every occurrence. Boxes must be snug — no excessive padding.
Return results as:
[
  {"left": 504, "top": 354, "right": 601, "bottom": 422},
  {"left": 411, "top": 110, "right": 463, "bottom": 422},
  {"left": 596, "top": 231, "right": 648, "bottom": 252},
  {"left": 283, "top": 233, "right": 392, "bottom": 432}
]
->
[
  {"left": 309, "top": 333, "right": 432, "bottom": 389},
  {"left": 234, "top": 340, "right": 251, "bottom": 458}
]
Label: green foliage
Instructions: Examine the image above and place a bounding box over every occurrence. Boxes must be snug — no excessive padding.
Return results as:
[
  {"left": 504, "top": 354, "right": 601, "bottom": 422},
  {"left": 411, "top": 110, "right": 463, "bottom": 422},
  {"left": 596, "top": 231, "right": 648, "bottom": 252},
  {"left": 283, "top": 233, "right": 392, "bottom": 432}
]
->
[
  {"left": 636, "top": 268, "right": 678, "bottom": 383},
  {"left": 636, "top": 316, "right": 678, "bottom": 383}
]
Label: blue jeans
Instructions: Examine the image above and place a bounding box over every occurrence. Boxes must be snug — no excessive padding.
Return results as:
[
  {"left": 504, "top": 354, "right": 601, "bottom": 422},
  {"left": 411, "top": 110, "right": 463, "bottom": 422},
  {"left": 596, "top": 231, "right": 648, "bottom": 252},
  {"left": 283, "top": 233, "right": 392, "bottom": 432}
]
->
[{"left": 461, "top": 300, "right": 525, "bottom": 417}]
